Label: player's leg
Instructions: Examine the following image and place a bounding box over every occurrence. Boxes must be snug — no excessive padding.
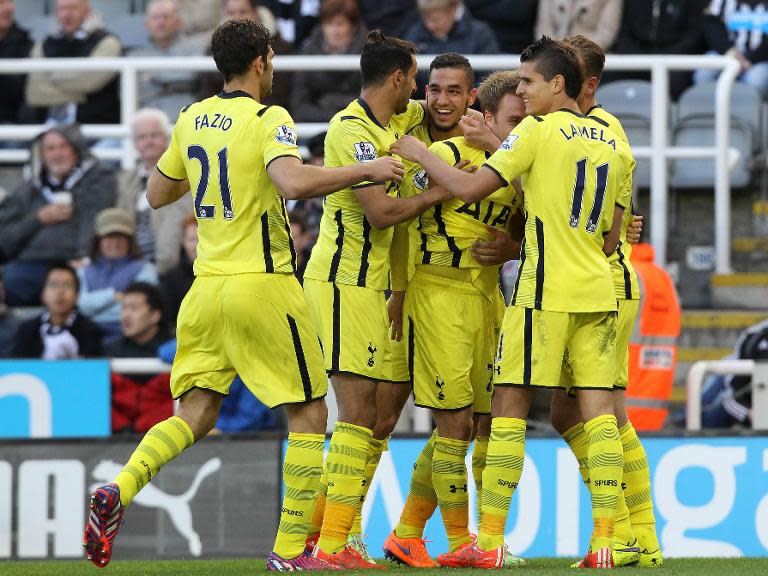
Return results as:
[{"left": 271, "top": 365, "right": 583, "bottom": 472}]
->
[
  {"left": 302, "top": 279, "right": 387, "bottom": 567},
  {"left": 614, "top": 391, "right": 663, "bottom": 567},
  {"left": 613, "top": 299, "right": 662, "bottom": 566},
  {"left": 83, "top": 277, "right": 233, "bottom": 567},
  {"left": 471, "top": 413, "right": 491, "bottom": 523},
  {"left": 570, "top": 312, "right": 624, "bottom": 568}
]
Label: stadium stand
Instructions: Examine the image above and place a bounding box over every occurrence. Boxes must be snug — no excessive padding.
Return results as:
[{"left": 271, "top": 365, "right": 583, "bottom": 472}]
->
[{"left": 670, "top": 81, "right": 766, "bottom": 189}]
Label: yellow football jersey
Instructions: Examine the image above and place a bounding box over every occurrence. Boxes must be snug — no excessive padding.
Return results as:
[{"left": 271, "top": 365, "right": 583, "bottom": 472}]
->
[
  {"left": 484, "top": 109, "right": 633, "bottom": 313},
  {"left": 588, "top": 104, "right": 639, "bottom": 301},
  {"left": 304, "top": 98, "right": 425, "bottom": 290},
  {"left": 157, "top": 90, "right": 302, "bottom": 277},
  {"left": 403, "top": 136, "right": 521, "bottom": 268}
]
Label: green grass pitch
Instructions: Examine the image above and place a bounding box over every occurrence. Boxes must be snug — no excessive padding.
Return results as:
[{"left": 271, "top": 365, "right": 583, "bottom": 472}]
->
[{"left": 3, "top": 558, "right": 768, "bottom": 575}]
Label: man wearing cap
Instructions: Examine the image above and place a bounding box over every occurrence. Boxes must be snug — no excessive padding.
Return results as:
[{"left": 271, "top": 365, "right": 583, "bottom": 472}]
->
[{"left": 76, "top": 207, "right": 159, "bottom": 344}]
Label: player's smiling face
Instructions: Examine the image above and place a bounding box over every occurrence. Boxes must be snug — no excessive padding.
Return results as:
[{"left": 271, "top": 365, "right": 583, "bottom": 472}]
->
[
  {"left": 426, "top": 67, "right": 476, "bottom": 132},
  {"left": 517, "top": 60, "right": 555, "bottom": 116}
]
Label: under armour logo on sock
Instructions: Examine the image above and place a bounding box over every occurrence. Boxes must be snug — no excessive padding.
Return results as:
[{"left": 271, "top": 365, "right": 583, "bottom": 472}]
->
[{"left": 449, "top": 484, "right": 468, "bottom": 493}]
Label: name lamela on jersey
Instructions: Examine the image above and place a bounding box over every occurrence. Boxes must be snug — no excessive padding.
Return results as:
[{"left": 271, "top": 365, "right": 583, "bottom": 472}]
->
[{"left": 560, "top": 123, "right": 617, "bottom": 149}]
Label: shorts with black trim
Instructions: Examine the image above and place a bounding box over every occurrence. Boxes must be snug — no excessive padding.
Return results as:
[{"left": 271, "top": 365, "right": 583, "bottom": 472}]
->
[
  {"left": 171, "top": 273, "right": 327, "bottom": 408},
  {"left": 406, "top": 267, "right": 497, "bottom": 413},
  {"left": 495, "top": 305, "right": 617, "bottom": 395},
  {"left": 303, "top": 278, "right": 397, "bottom": 381},
  {"left": 560, "top": 298, "right": 639, "bottom": 391}
]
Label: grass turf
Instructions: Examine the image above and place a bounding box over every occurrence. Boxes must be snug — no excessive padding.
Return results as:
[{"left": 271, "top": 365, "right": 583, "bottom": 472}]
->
[{"left": 3, "top": 558, "right": 768, "bottom": 575}]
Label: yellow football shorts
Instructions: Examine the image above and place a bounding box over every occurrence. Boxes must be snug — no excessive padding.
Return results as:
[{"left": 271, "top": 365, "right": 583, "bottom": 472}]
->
[
  {"left": 171, "top": 273, "right": 328, "bottom": 408},
  {"left": 405, "top": 267, "right": 498, "bottom": 413},
  {"left": 496, "top": 305, "right": 617, "bottom": 394},
  {"left": 303, "top": 278, "right": 401, "bottom": 382},
  {"left": 614, "top": 298, "right": 640, "bottom": 389}
]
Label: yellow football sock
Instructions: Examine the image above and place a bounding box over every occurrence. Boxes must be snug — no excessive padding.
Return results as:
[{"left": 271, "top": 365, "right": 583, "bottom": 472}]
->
[
  {"left": 477, "top": 417, "right": 526, "bottom": 551},
  {"left": 562, "top": 423, "right": 589, "bottom": 485},
  {"left": 351, "top": 437, "right": 386, "bottom": 535},
  {"left": 114, "top": 415, "right": 194, "bottom": 507},
  {"left": 317, "top": 422, "right": 372, "bottom": 554},
  {"left": 472, "top": 435, "right": 489, "bottom": 523},
  {"left": 273, "top": 433, "right": 325, "bottom": 558},
  {"left": 620, "top": 422, "right": 660, "bottom": 552},
  {"left": 614, "top": 490, "right": 635, "bottom": 547},
  {"left": 395, "top": 432, "right": 437, "bottom": 539},
  {"left": 433, "top": 436, "right": 472, "bottom": 552},
  {"left": 584, "top": 414, "right": 623, "bottom": 551},
  {"left": 308, "top": 466, "right": 328, "bottom": 535}
]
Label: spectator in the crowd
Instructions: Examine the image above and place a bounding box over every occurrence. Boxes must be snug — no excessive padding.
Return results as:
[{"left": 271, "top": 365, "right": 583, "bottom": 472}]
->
[
  {"left": 290, "top": 0, "right": 367, "bottom": 122},
  {"left": 127, "top": 0, "right": 207, "bottom": 121},
  {"left": 25, "top": 0, "right": 122, "bottom": 125},
  {"left": 118, "top": 108, "right": 189, "bottom": 275},
  {"left": 0, "top": 0, "right": 33, "bottom": 125},
  {"left": 108, "top": 282, "right": 173, "bottom": 434},
  {"left": 176, "top": 0, "right": 222, "bottom": 36},
  {"left": 0, "top": 124, "right": 116, "bottom": 306},
  {"left": 78, "top": 208, "right": 158, "bottom": 343},
  {"left": 610, "top": 0, "right": 708, "bottom": 99},
  {"left": 405, "top": 0, "right": 499, "bottom": 55},
  {"left": 160, "top": 214, "right": 197, "bottom": 327},
  {"left": 289, "top": 210, "right": 313, "bottom": 282},
  {"left": 699, "top": 319, "right": 768, "bottom": 428},
  {"left": 464, "top": 0, "right": 536, "bottom": 54},
  {"left": 405, "top": 0, "right": 499, "bottom": 91},
  {"left": 695, "top": 1, "right": 768, "bottom": 99},
  {"left": 272, "top": 0, "right": 319, "bottom": 45},
  {"left": 11, "top": 263, "right": 102, "bottom": 358},
  {"left": 195, "top": 0, "right": 293, "bottom": 108},
  {"left": 536, "top": 0, "right": 623, "bottom": 51},
  {"left": 357, "top": 0, "right": 418, "bottom": 38},
  {"left": 105, "top": 282, "right": 167, "bottom": 358},
  {"left": 157, "top": 338, "right": 277, "bottom": 432},
  {"left": 0, "top": 269, "right": 22, "bottom": 358}
]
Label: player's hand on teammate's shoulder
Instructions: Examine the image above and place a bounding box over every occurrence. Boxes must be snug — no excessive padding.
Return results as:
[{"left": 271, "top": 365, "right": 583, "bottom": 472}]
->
[
  {"left": 456, "top": 159, "right": 479, "bottom": 173},
  {"left": 460, "top": 115, "right": 501, "bottom": 154},
  {"left": 472, "top": 226, "right": 520, "bottom": 266},
  {"left": 627, "top": 214, "right": 643, "bottom": 245},
  {"left": 390, "top": 135, "right": 427, "bottom": 162},
  {"left": 367, "top": 155, "right": 405, "bottom": 182}
]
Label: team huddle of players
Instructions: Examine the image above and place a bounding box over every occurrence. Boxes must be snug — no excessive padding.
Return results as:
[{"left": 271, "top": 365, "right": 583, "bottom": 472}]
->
[{"left": 82, "top": 17, "right": 662, "bottom": 572}]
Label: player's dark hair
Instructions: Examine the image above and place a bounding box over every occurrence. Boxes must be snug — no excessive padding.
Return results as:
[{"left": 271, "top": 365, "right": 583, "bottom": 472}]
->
[
  {"left": 360, "top": 30, "right": 416, "bottom": 88},
  {"left": 45, "top": 263, "right": 80, "bottom": 294},
  {"left": 211, "top": 18, "right": 273, "bottom": 82},
  {"left": 477, "top": 70, "right": 521, "bottom": 115},
  {"left": 520, "top": 36, "right": 583, "bottom": 100},
  {"left": 563, "top": 34, "right": 605, "bottom": 81},
  {"left": 429, "top": 52, "right": 474, "bottom": 89},
  {"left": 125, "top": 282, "right": 164, "bottom": 315}
]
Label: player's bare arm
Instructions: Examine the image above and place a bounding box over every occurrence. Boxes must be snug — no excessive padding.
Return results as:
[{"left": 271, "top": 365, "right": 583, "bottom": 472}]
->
[
  {"left": 267, "top": 155, "right": 404, "bottom": 200},
  {"left": 391, "top": 135, "right": 502, "bottom": 203},
  {"left": 354, "top": 182, "right": 448, "bottom": 229},
  {"left": 603, "top": 204, "right": 625, "bottom": 256},
  {"left": 147, "top": 169, "right": 190, "bottom": 209}
]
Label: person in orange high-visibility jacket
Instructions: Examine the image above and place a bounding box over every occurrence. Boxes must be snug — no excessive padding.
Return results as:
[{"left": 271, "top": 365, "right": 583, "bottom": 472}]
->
[{"left": 627, "top": 242, "right": 681, "bottom": 430}]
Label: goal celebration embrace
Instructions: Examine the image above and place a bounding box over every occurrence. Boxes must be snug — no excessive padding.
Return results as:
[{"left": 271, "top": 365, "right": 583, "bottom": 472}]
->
[{"left": 82, "top": 15, "right": 660, "bottom": 572}]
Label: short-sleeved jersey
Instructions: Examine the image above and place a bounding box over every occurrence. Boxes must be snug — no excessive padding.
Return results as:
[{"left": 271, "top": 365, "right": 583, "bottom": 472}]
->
[
  {"left": 403, "top": 136, "right": 521, "bottom": 269},
  {"left": 484, "top": 109, "right": 634, "bottom": 313},
  {"left": 304, "top": 98, "right": 425, "bottom": 290},
  {"left": 588, "top": 104, "right": 639, "bottom": 301},
  {"left": 157, "top": 90, "right": 302, "bottom": 277}
]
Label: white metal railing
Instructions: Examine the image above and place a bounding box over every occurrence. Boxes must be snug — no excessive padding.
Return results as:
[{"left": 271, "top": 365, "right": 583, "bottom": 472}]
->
[
  {"left": 0, "top": 54, "right": 741, "bottom": 272},
  {"left": 686, "top": 359, "right": 768, "bottom": 430}
]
